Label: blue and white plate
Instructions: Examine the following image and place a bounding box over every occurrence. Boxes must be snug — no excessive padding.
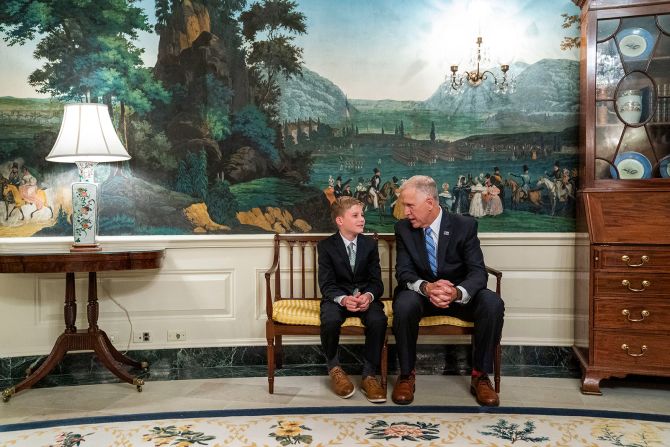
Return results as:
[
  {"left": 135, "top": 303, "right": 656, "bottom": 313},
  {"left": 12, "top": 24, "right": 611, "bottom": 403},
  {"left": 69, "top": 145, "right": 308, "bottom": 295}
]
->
[
  {"left": 659, "top": 154, "right": 670, "bottom": 179},
  {"left": 617, "top": 27, "right": 654, "bottom": 61},
  {"left": 610, "top": 152, "right": 652, "bottom": 179}
]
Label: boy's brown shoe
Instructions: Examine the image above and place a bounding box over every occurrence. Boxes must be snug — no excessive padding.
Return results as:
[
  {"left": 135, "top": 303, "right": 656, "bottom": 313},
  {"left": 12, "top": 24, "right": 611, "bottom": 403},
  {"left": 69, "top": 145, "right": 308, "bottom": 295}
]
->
[
  {"left": 391, "top": 374, "right": 415, "bottom": 405},
  {"left": 360, "top": 376, "right": 386, "bottom": 403},
  {"left": 329, "top": 366, "right": 355, "bottom": 398}
]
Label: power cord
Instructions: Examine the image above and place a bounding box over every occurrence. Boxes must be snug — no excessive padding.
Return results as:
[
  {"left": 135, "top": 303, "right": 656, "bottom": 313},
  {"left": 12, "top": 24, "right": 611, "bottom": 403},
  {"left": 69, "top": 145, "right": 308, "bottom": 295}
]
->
[{"left": 100, "top": 280, "right": 133, "bottom": 354}]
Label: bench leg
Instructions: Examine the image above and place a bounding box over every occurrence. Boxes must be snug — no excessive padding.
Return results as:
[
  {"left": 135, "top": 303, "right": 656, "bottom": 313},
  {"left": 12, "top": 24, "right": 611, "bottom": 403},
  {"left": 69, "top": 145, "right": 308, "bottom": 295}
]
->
[
  {"left": 381, "top": 334, "right": 388, "bottom": 393},
  {"left": 275, "top": 335, "right": 284, "bottom": 369},
  {"left": 266, "top": 332, "right": 275, "bottom": 394}
]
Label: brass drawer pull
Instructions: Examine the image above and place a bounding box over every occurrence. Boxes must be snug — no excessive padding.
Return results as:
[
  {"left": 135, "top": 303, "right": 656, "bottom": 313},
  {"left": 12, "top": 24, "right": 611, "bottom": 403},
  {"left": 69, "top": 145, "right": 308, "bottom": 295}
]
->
[
  {"left": 621, "top": 344, "right": 647, "bottom": 357},
  {"left": 621, "top": 255, "right": 649, "bottom": 267},
  {"left": 621, "top": 309, "right": 650, "bottom": 322},
  {"left": 621, "top": 279, "right": 650, "bottom": 292}
]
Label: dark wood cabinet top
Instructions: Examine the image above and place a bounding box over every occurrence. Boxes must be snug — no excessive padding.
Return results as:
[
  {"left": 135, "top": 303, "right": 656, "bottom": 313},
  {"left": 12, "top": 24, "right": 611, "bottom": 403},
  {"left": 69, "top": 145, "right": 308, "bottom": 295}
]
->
[{"left": 0, "top": 250, "right": 165, "bottom": 274}]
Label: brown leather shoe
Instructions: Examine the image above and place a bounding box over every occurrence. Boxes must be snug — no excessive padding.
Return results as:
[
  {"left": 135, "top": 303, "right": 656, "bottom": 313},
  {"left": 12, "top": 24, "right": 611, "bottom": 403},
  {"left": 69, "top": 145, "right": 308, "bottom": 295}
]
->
[
  {"left": 391, "top": 374, "right": 415, "bottom": 405},
  {"left": 361, "top": 376, "right": 386, "bottom": 403},
  {"left": 329, "top": 366, "right": 355, "bottom": 398},
  {"left": 470, "top": 375, "right": 500, "bottom": 406}
]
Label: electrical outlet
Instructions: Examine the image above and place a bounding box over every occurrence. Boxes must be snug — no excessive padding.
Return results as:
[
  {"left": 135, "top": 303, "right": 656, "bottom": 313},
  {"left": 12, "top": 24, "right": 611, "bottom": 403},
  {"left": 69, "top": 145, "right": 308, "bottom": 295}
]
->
[
  {"left": 133, "top": 331, "right": 151, "bottom": 343},
  {"left": 168, "top": 330, "right": 187, "bottom": 342}
]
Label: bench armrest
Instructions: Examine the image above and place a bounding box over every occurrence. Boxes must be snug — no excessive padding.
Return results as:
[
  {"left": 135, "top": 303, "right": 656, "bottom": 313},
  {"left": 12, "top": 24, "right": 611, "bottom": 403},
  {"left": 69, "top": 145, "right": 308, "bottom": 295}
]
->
[
  {"left": 264, "top": 238, "right": 281, "bottom": 319},
  {"left": 485, "top": 266, "right": 502, "bottom": 279}
]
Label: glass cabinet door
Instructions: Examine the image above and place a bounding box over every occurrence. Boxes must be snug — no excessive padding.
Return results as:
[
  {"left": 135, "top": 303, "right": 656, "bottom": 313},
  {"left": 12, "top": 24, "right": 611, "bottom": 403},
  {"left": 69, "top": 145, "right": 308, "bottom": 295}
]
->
[{"left": 595, "top": 14, "right": 670, "bottom": 180}]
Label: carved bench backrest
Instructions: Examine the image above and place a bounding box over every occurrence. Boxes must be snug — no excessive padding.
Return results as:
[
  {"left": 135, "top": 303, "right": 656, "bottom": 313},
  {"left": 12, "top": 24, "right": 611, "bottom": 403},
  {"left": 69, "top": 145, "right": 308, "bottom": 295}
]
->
[{"left": 270, "top": 233, "right": 397, "bottom": 301}]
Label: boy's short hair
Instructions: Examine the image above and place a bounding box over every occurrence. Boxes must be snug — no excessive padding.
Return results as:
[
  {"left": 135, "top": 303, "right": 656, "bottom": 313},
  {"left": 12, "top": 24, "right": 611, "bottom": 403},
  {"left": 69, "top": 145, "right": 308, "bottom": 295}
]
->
[{"left": 331, "top": 196, "right": 364, "bottom": 223}]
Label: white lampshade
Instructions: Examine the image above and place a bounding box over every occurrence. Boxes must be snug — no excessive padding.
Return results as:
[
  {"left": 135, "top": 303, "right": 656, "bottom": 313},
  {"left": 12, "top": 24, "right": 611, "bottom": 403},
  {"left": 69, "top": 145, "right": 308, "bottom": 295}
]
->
[{"left": 46, "top": 103, "right": 131, "bottom": 163}]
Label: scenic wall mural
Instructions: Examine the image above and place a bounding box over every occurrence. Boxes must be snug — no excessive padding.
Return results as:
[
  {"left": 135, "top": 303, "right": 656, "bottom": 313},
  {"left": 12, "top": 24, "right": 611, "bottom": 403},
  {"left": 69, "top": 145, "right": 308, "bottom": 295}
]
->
[{"left": 0, "top": 0, "right": 581, "bottom": 237}]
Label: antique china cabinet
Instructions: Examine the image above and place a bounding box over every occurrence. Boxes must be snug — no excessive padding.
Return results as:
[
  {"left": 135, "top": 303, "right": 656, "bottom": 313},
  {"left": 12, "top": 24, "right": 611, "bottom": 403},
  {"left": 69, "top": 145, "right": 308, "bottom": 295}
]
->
[{"left": 574, "top": 0, "right": 670, "bottom": 394}]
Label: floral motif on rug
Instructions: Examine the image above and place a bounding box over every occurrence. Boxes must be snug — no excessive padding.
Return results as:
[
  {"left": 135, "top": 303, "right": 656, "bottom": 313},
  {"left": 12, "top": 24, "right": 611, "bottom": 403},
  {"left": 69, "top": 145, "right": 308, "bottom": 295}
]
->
[
  {"left": 268, "top": 420, "right": 313, "bottom": 445},
  {"left": 142, "top": 424, "right": 216, "bottom": 446},
  {"left": 365, "top": 420, "right": 440, "bottom": 442}
]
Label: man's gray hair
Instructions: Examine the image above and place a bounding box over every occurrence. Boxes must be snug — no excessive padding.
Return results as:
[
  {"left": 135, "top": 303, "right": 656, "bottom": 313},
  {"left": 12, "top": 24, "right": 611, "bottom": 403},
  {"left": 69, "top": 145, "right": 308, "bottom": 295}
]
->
[{"left": 398, "top": 175, "right": 439, "bottom": 201}]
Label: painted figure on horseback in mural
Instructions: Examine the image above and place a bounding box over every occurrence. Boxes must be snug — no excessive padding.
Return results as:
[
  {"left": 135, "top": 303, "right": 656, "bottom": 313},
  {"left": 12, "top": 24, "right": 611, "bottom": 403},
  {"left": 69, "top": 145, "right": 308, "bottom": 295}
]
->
[{"left": 0, "top": 0, "right": 580, "bottom": 236}]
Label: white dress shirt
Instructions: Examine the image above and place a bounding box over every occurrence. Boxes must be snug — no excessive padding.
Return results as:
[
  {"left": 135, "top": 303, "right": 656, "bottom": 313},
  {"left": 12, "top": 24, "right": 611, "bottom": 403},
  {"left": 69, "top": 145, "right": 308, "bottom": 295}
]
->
[{"left": 334, "top": 234, "right": 375, "bottom": 306}]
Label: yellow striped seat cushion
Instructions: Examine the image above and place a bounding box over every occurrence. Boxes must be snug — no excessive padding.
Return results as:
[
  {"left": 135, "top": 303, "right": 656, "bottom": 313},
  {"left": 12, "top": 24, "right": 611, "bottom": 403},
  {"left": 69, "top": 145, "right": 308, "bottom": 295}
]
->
[{"left": 272, "top": 299, "right": 473, "bottom": 328}]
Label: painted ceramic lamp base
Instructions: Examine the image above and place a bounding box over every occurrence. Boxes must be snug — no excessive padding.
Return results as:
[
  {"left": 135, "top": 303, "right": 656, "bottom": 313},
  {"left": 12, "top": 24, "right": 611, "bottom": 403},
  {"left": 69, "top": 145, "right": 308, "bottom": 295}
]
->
[{"left": 71, "top": 181, "right": 100, "bottom": 252}]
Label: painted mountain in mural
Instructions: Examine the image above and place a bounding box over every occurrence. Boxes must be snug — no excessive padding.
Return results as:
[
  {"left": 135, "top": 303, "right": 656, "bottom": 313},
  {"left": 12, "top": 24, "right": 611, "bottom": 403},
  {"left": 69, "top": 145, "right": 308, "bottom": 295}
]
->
[
  {"left": 277, "top": 66, "right": 353, "bottom": 125},
  {"left": 424, "top": 59, "right": 579, "bottom": 114},
  {"left": 278, "top": 58, "right": 579, "bottom": 137}
]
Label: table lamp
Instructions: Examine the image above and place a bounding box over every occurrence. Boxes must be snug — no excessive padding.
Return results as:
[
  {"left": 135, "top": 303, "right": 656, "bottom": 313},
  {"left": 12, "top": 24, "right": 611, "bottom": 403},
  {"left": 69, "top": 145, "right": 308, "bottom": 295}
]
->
[{"left": 46, "top": 103, "right": 131, "bottom": 252}]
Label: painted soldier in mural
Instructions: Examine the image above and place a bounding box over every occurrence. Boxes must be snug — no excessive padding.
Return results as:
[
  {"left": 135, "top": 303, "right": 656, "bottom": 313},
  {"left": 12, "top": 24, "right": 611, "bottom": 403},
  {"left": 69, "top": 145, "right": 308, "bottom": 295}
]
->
[
  {"left": 548, "top": 160, "right": 562, "bottom": 181},
  {"left": 333, "top": 176, "right": 344, "bottom": 198},
  {"left": 510, "top": 164, "right": 531, "bottom": 197},
  {"left": 8, "top": 162, "right": 21, "bottom": 186},
  {"left": 341, "top": 181, "right": 352, "bottom": 197},
  {"left": 451, "top": 176, "right": 471, "bottom": 215},
  {"left": 546, "top": 160, "right": 569, "bottom": 198},
  {"left": 368, "top": 168, "right": 382, "bottom": 209}
]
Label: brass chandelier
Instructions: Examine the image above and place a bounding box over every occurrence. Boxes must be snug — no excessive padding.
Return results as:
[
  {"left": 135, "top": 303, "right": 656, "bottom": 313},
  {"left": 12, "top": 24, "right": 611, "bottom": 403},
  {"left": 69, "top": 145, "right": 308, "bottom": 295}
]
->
[{"left": 448, "top": 36, "right": 515, "bottom": 94}]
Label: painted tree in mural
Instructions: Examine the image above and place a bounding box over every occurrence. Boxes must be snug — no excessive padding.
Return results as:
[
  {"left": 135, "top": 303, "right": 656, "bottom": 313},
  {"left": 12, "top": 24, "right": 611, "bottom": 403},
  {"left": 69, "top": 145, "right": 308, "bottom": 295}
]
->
[
  {"left": 0, "top": 0, "right": 169, "bottom": 142},
  {"left": 560, "top": 13, "right": 581, "bottom": 50},
  {"left": 239, "top": 0, "right": 313, "bottom": 184},
  {"left": 240, "top": 0, "right": 307, "bottom": 121}
]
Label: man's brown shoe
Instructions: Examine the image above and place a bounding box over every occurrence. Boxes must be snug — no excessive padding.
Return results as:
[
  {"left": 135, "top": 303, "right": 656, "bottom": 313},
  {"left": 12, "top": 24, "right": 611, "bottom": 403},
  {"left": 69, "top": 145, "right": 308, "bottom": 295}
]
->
[
  {"left": 470, "top": 375, "right": 499, "bottom": 406},
  {"left": 361, "top": 376, "right": 386, "bottom": 403},
  {"left": 329, "top": 366, "right": 355, "bottom": 398},
  {"left": 391, "top": 375, "right": 415, "bottom": 405}
]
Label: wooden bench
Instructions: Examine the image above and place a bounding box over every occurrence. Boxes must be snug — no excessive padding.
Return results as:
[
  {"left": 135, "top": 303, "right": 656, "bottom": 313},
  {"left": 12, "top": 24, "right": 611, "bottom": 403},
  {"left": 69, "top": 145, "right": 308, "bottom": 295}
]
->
[{"left": 264, "top": 233, "right": 502, "bottom": 394}]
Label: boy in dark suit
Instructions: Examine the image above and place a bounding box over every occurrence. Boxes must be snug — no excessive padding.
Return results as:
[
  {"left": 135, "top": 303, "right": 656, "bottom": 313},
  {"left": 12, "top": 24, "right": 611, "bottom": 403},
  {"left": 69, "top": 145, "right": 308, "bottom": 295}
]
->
[{"left": 318, "top": 197, "right": 387, "bottom": 402}]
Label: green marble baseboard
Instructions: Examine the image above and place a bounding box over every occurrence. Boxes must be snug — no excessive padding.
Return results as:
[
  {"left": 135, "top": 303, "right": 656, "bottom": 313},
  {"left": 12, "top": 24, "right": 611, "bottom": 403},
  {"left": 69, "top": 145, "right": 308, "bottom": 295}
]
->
[{"left": 0, "top": 344, "right": 581, "bottom": 390}]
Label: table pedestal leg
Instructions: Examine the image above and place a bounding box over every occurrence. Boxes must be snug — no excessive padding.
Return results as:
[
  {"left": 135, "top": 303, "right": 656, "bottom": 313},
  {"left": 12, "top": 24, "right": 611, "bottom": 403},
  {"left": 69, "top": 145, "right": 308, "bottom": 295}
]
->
[{"left": 2, "top": 272, "right": 148, "bottom": 402}]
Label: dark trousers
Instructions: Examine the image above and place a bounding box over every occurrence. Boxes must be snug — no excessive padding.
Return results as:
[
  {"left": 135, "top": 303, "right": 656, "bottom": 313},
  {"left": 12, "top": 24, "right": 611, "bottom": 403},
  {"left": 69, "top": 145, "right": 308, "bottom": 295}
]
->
[
  {"left": 392, "top": 288, "right": 504, "bottom": 375},
  {"left": 320, "top": 299, "right": 388, "bottom": 371}
]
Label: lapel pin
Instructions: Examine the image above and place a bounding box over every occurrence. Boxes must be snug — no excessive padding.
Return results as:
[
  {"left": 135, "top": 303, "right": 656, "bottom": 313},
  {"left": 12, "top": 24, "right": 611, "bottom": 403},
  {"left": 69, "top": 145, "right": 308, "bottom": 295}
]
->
[{"left": 443, "top": 231, "right": 450, "bottom": 236}]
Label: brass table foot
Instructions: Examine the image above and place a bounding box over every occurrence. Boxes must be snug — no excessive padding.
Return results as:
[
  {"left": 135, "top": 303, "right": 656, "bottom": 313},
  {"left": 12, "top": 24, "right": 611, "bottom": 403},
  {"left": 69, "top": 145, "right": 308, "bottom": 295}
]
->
[
  {"left": 133, "top": 377, "right": 145, "bottom": 392},
  {"left": 2, "top": 387, "right": 15, "bottom": 402}
]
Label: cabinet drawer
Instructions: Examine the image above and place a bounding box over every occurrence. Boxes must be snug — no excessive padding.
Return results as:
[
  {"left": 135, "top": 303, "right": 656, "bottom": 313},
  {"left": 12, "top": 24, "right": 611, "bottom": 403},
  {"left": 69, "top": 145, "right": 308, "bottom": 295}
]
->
[
  {"left": 594, "top": 300, "right": 670, "bottom": 331},
  {"left": 596, "top": 248, "right": 670, "bottom": 271},
  {"left": 594, "top": 273, "right": 670, "bottom": 297},
  {"left": 594, "top": 332, "right": 670, "bottom": 369}
]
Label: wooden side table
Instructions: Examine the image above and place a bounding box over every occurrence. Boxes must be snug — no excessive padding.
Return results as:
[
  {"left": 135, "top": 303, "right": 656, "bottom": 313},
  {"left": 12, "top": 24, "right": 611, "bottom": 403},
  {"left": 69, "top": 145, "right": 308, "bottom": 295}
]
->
[{"left": 0, "top": 249, "right": 165, "bottom": 401}]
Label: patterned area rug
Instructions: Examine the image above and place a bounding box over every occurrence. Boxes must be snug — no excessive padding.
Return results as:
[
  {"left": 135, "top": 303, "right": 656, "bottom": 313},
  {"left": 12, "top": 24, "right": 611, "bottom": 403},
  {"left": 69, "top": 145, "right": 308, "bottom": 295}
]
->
[{"left": 1, "top": 406, "right": 669, "bottom": 446}]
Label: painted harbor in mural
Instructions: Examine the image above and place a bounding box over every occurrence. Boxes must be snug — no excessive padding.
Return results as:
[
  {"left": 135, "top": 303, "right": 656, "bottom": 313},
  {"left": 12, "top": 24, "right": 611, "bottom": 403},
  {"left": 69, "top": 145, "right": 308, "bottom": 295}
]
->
[{"left": 0, "top": 0, "right": 581, "bottom": 237}]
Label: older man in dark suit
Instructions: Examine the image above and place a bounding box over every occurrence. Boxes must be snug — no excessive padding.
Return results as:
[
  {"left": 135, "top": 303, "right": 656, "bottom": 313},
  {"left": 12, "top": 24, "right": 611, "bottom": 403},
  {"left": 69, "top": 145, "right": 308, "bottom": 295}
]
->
[
  {"left": 391, "top": 175, "right": 504, "bottom": 406},
  {"left": 318, "top": 197, "right": 387, "bottom": 402}
]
